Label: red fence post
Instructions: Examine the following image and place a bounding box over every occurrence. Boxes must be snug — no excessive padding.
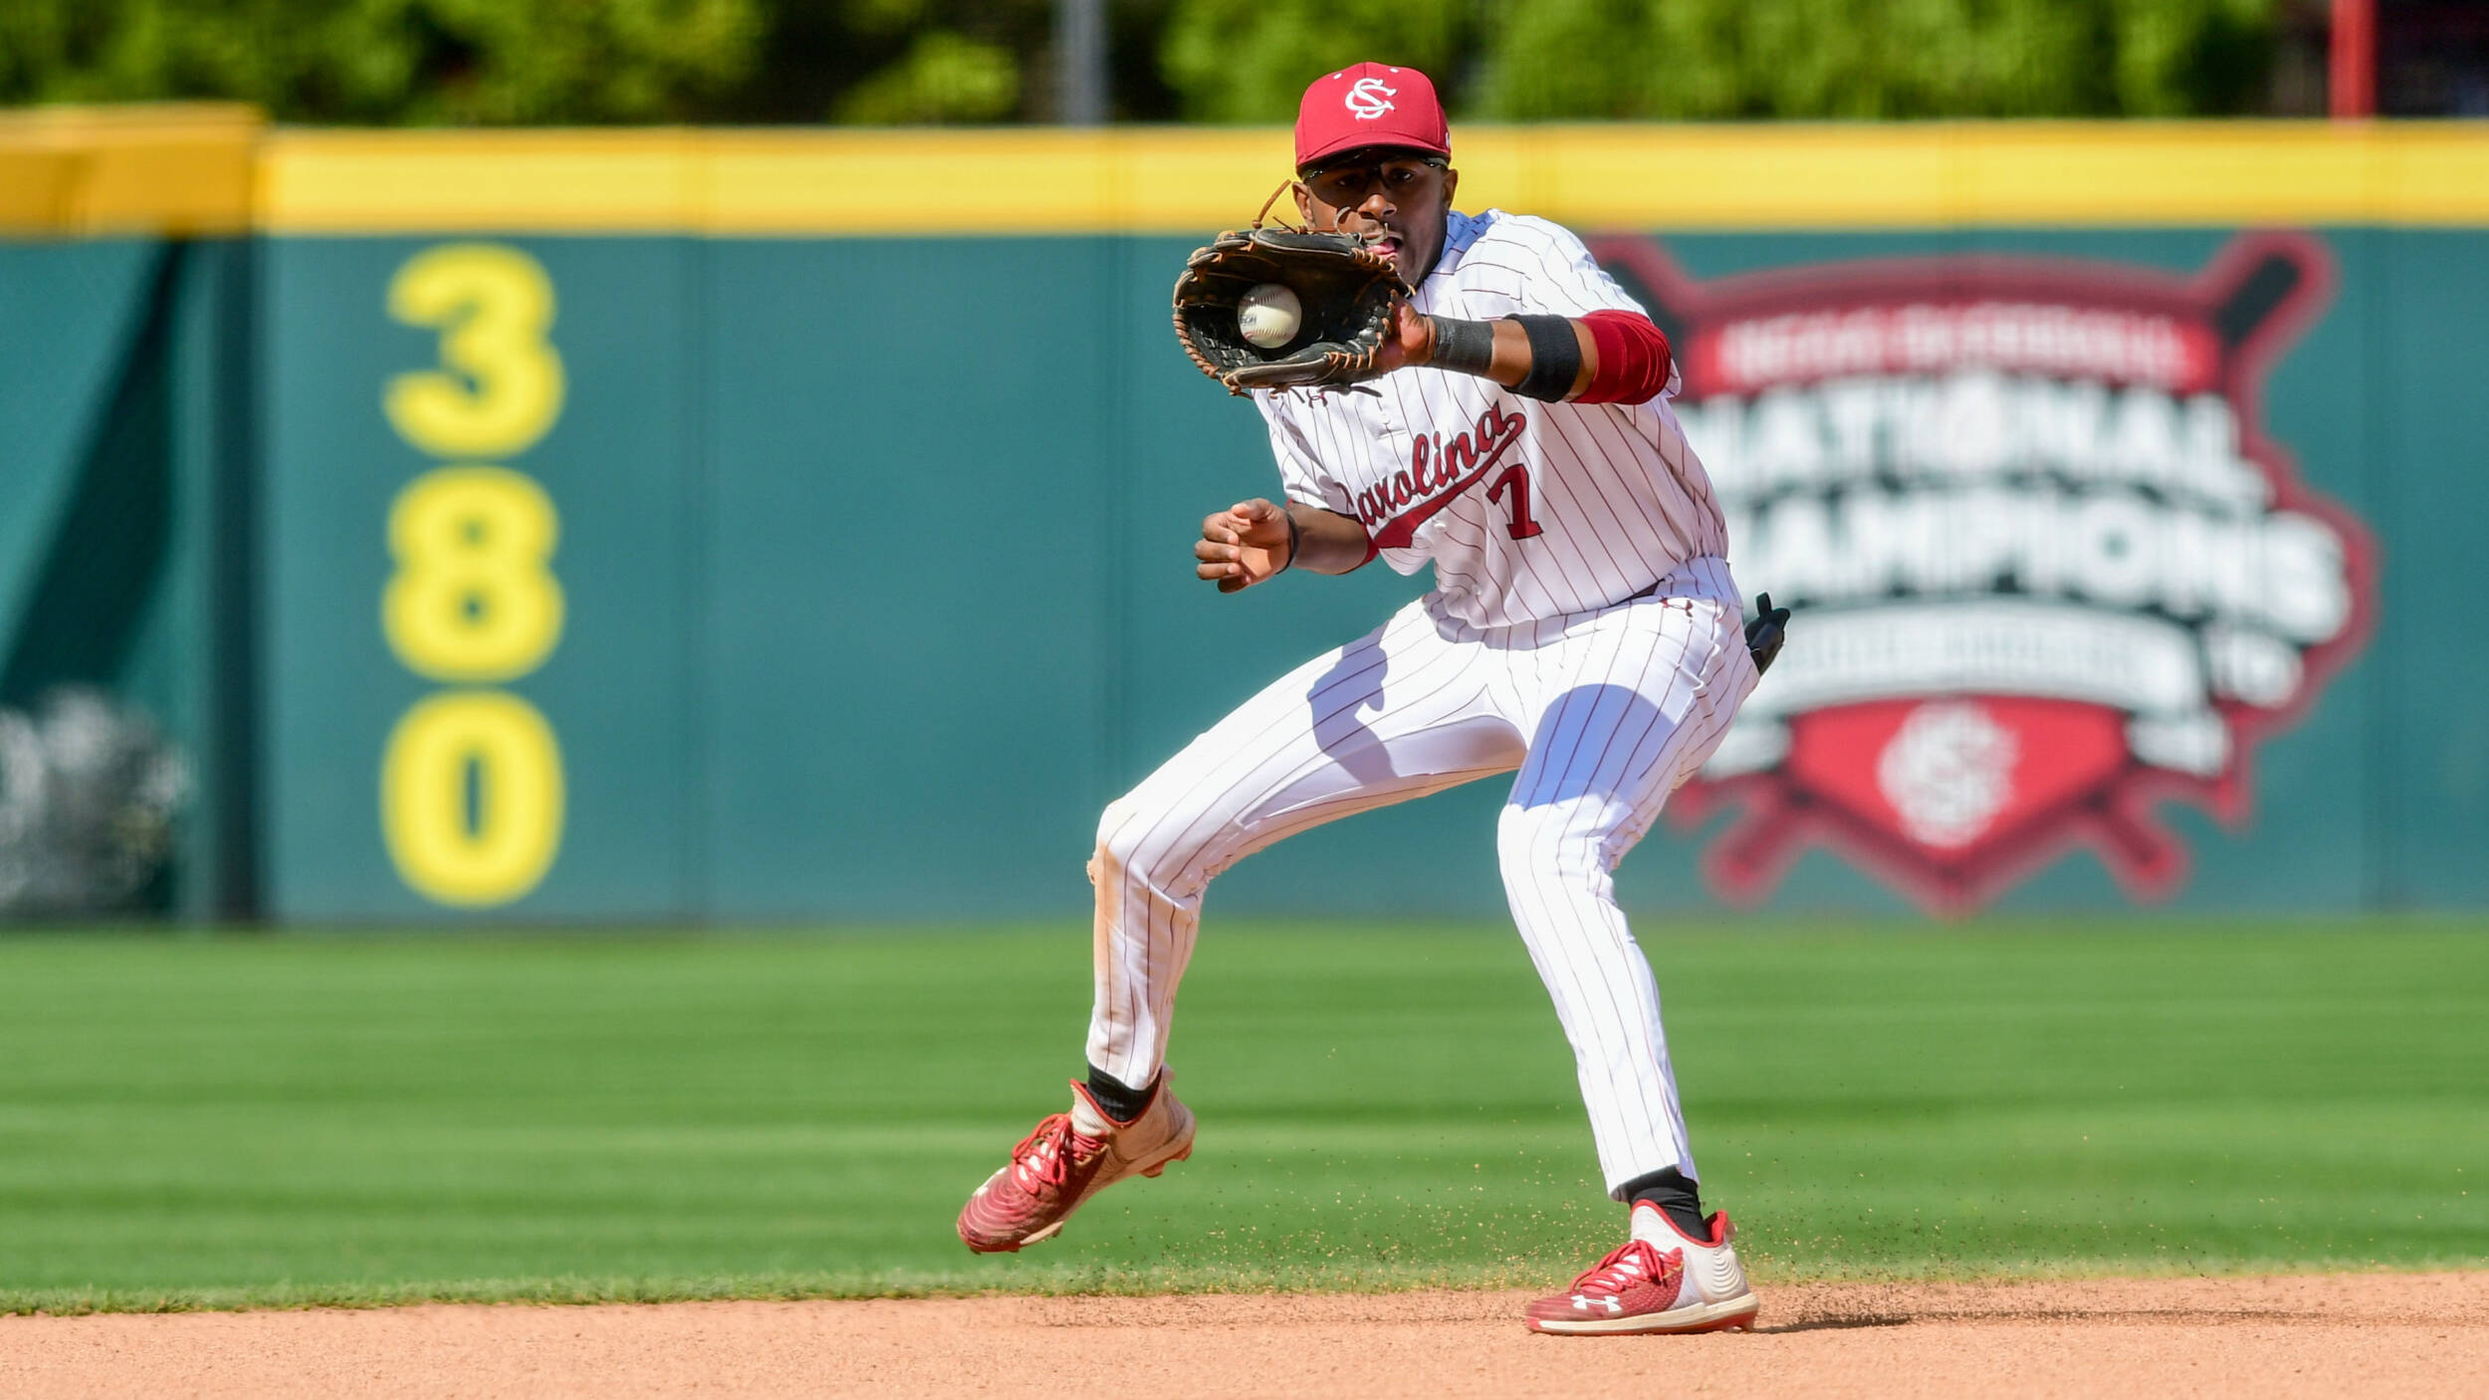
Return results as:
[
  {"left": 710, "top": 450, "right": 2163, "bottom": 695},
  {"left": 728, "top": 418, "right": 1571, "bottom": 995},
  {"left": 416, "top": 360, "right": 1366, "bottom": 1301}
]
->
[{"left": 2332, "top": 0, "right": 2377, "bottom": 118}]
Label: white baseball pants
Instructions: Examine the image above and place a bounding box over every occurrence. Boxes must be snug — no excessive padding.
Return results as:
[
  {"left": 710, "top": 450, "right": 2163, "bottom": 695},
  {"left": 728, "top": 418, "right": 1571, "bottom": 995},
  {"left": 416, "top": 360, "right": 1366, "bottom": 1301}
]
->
[{"left": 1086, "top": 555, "right": 1758, "bottom": 1197}]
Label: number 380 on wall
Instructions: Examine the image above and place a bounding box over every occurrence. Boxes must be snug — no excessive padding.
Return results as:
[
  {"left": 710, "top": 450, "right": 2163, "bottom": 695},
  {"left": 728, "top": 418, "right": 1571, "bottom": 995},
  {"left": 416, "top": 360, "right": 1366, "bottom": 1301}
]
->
[{"left": 377, "top": 244, "right": 568, "bottom": 908}]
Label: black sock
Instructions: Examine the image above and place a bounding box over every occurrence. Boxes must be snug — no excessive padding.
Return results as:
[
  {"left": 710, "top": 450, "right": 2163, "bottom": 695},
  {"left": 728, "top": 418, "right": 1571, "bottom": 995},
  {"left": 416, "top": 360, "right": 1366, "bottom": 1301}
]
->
[
  {"left": 1084, "top": 1063, "right": 1157, "bottom": 1123},
  {"left": 1620, "top": 1167, "right": 1708, "bottom": 1240}
]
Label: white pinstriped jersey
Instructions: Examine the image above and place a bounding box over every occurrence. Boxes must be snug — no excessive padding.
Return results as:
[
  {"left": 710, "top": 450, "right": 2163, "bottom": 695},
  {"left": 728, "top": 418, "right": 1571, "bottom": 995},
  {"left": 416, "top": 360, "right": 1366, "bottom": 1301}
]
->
[{"left": 1254, "top": 208, "right": 1730, "bottom": 630}]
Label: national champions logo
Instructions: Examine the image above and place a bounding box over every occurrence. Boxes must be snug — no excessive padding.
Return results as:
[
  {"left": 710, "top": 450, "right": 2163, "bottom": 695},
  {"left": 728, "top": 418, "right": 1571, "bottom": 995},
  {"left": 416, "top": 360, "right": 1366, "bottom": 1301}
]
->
[{"left": 1590, "top": 234, "right": 2377, "bottom": 912}]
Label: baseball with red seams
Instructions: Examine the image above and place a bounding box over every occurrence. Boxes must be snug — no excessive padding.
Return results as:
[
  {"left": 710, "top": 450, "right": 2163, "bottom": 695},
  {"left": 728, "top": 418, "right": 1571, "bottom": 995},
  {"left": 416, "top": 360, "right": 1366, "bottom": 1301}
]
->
[{"left": 1237, "top": 283, "right": 1303, "bottom": 349}]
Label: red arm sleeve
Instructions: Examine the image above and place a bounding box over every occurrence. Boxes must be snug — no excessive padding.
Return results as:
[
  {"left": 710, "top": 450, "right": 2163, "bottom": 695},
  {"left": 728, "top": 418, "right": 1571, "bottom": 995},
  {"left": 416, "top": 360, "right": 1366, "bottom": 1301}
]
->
[{"left": 1577, "top": 310, "right": 1674, "bottom": 405}]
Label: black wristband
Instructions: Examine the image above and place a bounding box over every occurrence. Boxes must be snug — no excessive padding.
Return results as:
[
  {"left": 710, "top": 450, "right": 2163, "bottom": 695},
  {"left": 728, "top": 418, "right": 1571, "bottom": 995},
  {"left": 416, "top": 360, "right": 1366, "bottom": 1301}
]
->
[
  {"left": 1508, "top": 314, "right": 1582, "bottom": 402},
  {"left": 1426, "top": 314, "right": 1497, "bottom": 378},
  {"left": 1275, "top": 505, "right": 1301, "bottom": 575}
]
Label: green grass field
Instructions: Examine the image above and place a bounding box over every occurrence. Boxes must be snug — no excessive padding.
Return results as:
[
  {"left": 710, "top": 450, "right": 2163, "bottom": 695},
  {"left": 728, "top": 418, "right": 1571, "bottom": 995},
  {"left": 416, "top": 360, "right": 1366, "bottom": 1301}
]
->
[{"left": 1, "top": 919, "right": 2484, "bottom": 1313}]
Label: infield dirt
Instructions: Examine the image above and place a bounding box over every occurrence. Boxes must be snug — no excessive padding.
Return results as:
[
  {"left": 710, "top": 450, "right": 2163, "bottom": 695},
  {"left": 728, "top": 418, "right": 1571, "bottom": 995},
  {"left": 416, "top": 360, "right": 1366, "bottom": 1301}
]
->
[{"left": 4, "top": 1272, "right": 2482, "bottom": 1398}]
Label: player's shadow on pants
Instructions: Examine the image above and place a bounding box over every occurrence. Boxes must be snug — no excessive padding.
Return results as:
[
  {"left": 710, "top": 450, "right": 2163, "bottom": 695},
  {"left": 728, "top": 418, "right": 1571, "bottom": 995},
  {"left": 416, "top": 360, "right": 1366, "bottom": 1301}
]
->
[
  {"left": 1509, "top": 684, "right": 1676, "bottom": 812},
  {"left": 1307, "top": 629, "right": 1394, "bottom": 787},
  {"left": 1300, "top": 647, "right": 1685, "bottom": 822},
  {"left": 1303, "top": 627, "right": 1529, "bottom": 795}
]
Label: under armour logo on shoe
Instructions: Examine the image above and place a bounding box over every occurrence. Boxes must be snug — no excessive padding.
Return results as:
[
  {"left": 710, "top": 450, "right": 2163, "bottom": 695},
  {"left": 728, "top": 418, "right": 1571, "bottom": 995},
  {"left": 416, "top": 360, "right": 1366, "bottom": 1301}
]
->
[{"left": 1345, "top": 78, "right": 1397, "bottom": 119}]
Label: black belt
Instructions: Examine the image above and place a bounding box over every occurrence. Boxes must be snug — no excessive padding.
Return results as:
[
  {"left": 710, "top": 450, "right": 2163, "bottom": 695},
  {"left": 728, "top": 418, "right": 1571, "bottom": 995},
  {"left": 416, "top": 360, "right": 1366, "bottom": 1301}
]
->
[{"left": 1620, "top": 579, "right": 1791, "bottom": 678}]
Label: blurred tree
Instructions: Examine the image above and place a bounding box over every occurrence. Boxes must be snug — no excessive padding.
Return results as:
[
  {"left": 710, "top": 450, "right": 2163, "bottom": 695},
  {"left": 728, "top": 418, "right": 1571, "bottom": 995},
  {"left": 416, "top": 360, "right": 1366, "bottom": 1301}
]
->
[
  {"left": 0, "top": 0, "right": 2292, "bottom": 125},
  {"left": 834, "top": 30, "right": 1022, "bottom": 122},
  {"left": 757, "top": 0, "right": 1057, "bottom": 124},
  {"left": 1477, "top": 0, "right": 2276, "bottom": 119},
  {"left": 0, "top": 0, "right": 762, "bottom": 124},
  {"left": 707, "top": 0, "right": 1190, "bottom": 125},
  {"left": 1158, "top": 0, "right": 1479, "bottom": 121}
]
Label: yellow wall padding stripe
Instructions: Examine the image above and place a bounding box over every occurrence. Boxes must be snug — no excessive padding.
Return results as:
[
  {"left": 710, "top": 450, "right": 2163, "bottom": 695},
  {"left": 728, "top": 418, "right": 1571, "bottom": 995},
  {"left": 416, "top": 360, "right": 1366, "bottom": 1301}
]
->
[
  {"left": 254, "top": 127, "right": 1307, "bottom": 234},
  {"left": 0, "top": 105, "right": 262, "bottom": 236},
  {"left": 258, "top": 122, "right": 2489, "bottom": 234},
  {"left": 8, "top": 110, "right": 2489, "bottom": 236}
]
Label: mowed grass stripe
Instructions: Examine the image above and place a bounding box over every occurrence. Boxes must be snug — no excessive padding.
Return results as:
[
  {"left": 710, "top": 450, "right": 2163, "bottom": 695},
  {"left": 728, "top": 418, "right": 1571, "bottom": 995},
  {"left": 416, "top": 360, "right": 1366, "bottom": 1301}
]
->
[{"left": 0, "top": 921, "right": 2482, "bottom": 1312}]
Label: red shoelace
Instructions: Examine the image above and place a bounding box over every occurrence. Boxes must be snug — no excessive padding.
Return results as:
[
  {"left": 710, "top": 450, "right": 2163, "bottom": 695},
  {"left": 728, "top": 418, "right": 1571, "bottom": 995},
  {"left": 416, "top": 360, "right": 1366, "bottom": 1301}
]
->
[
  {"left": 1566, "top": 1238, "right": 1676, "bottom": 1298},
  {"left": 1008, "top": 1114, "right": 1105, "bottom": 1193}
]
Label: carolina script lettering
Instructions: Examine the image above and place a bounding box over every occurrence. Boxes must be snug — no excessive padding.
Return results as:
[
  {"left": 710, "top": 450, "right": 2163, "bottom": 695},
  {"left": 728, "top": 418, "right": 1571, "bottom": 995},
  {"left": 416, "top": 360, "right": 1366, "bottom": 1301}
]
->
[{"left": 1362, "top": 403, "right": 1529, "bottom": 551}]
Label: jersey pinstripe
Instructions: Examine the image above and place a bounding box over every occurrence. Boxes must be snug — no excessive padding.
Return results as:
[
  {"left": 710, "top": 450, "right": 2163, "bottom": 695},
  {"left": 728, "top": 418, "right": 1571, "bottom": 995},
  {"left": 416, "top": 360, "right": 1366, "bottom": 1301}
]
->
[{"left": 1255, "top": 209, "right": 1729, "bottom": 629}]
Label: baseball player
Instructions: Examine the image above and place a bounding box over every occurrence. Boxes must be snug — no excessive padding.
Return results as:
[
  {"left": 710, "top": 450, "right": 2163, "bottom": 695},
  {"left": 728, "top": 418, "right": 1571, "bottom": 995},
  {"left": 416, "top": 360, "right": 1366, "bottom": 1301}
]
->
[{"left": 959, "top": 61, "right": 1767, "bottom": 1336}]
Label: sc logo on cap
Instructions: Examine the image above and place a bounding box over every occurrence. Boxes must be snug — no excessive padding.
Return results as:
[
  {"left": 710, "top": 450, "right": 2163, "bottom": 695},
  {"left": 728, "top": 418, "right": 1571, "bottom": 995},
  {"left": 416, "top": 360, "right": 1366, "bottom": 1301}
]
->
[{"left": 1345, "top": 77, "right": 1397, "bottom": 119}]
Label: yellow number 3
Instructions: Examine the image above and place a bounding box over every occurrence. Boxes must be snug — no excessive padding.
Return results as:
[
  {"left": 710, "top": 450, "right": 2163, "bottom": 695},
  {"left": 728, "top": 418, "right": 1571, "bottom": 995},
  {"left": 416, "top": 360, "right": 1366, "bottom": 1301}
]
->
[
  {"left": 385, "top": 465, "right": 565, "bottom": 682},
  {"left": 385, "top": 244, "right": 566, "bottom": 458}
]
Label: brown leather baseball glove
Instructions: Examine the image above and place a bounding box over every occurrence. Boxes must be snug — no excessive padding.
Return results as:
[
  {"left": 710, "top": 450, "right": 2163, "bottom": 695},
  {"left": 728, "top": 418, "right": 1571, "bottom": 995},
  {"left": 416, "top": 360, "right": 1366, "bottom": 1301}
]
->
[{"left": 1172, "top": 228, "right": 1407, "bottom": 395}]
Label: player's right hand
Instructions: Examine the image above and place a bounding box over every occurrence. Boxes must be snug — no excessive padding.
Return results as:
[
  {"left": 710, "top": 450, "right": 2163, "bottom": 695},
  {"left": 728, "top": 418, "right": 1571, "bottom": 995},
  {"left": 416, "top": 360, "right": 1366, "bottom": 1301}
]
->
[
  {"left": 1369, "top": 298, "right": 1432, "bottom": 376},
  {"left": 1196, "top": 499, "right": 1294, "bottom": 593}
]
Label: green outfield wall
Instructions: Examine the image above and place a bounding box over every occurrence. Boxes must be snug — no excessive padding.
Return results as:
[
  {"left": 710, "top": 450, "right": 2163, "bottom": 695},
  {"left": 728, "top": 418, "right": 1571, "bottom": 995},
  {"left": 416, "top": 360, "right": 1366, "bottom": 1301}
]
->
[{"left": 4, "top": 119, "right": 2486, "bottom": 921}]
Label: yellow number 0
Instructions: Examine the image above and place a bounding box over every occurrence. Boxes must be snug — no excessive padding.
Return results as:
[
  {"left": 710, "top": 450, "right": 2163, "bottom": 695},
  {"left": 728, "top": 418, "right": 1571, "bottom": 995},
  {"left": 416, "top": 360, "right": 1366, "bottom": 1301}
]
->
[
  {"left": 382, "top": 691, "right": 565, "bottom": 906},
  {"left": 384, "top": 465, "right": 565, "bottom": 682},
  {"left": 385, "top": 244, "right": 566, "bottom": 458}
]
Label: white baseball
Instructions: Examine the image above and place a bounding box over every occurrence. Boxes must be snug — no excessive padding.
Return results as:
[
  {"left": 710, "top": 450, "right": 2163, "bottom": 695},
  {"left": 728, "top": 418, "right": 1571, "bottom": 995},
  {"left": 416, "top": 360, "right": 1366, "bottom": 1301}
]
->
[{"left": 1236, "top": 283, "right": 1303, "bottom": 349}]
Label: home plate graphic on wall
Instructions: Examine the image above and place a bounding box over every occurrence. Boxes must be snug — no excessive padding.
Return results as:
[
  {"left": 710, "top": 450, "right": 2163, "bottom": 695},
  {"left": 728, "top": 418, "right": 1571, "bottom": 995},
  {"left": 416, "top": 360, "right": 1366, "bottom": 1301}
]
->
[{"left": 1593, "top": 234, "right": 2379, "bottom": 913}]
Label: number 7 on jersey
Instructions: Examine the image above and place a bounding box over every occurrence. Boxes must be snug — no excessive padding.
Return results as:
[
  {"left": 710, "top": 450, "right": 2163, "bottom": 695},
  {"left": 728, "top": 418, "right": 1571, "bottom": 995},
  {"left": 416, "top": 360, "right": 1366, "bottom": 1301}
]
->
[{"left": 1488, "top": 462, "right": 1543, "bottom": 540}]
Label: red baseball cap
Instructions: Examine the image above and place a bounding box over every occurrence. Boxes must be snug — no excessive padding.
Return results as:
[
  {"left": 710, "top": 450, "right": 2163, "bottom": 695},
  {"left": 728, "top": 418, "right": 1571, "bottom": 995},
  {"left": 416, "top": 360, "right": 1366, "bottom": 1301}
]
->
[{"left": 1294, "top": 62, "right": 1450, "bottom": 172}]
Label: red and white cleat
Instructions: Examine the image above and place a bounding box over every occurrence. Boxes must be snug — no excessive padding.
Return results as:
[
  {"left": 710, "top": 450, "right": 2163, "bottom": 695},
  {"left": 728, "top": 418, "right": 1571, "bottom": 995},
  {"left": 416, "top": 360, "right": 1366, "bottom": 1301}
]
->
[
  {"left": 1526, "top": 1204, "right": 1761, "bottom": 1336},
  {"left": 956, "top": 1072, "right": 1196, "bottom": 1254}
]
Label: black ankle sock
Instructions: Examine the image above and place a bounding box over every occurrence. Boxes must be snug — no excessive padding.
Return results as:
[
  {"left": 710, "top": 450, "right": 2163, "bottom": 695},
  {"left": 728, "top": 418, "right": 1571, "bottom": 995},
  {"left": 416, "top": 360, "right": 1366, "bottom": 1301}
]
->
[
  {"left": 1620, "top": 1167, "right": 1708, "bottom": 1240},
  {"left": 1084, "top": 1064, "right": 1157, "bottom": 1123}
]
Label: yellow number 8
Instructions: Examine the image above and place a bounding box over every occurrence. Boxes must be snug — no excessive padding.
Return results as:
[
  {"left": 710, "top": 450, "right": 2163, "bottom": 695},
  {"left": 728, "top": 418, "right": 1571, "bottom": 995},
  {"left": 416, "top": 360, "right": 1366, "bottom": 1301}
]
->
[
  {"left": 382, "top": 690, "right": 565, "bottom": 906},
  {"left": 385, "top": 243, "right": 566, "bottom": 458},
  {"left": 384, "top": 465, "right": 565, "bottom": 682}
]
